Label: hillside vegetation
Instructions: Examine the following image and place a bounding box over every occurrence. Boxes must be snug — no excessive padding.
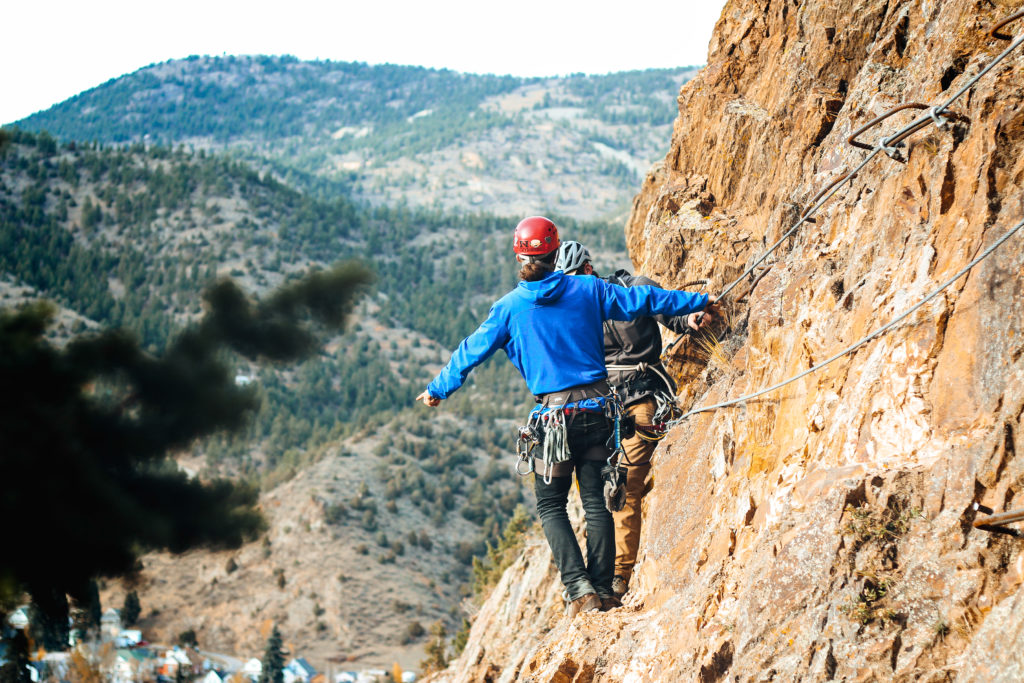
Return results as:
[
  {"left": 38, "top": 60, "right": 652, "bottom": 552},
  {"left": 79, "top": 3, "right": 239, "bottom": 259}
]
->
[
  {"left": 0, "top": 128, "right": 628, "bottom": 662},
  {"left": 15, "top": 56, "right": 698, "bottom": 219}
]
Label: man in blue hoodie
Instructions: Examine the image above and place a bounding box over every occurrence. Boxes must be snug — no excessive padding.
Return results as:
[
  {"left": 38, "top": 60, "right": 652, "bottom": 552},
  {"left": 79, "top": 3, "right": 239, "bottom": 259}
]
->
[{"left": 416, "top": 216, "right": 716, "bottom": 617}]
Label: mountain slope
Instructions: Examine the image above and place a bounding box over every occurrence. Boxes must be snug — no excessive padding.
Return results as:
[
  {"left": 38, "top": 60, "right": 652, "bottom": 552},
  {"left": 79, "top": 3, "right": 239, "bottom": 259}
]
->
[
  {"left": 0, "top": 129, "right": 629, "bottom": 668},
  {"left": 14, "top": 57, "right": 697, "bottom": 219},
  {"left": 431, "top": 0, "right": 1024, "bottom": 680},
  {"left": 103, "top": 412, "right": 523, "bottom": 671}
]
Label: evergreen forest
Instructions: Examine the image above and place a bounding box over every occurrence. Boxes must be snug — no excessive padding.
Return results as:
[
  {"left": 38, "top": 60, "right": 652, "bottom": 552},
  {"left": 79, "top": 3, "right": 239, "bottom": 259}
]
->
[
  {"left": 0, "top": 56, "right": 687, "bottom": 654},
  {"left": 13, "top": 56, "right": 697, "bottom": 219},
  {"left": 0, "top": 128, "right": 628, "bottom": 584}
]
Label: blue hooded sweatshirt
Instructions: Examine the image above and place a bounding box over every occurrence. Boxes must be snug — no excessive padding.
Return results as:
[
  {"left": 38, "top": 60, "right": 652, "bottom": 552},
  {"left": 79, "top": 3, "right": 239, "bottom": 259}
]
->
[{"left": 426, "top": 270, "right": 707, "bottom": 399}]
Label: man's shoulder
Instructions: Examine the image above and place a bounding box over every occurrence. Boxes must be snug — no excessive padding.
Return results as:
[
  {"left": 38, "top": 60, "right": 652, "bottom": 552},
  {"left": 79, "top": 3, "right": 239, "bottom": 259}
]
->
[
  {"left": 494, "top": 286, "right": 524, "bottom": 310},
  {"left": 603, "top": 269, "right": 631, "bottom": 285},
  {"left": 608, "top": 269, "right": 658, "bottom": 288}
]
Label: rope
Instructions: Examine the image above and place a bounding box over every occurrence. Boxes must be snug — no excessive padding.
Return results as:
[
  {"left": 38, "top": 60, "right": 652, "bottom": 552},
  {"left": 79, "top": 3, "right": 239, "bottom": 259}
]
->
[
  {"left": 661, "top": 18, "right": 1024, "bottom": 425},
  {"left": 668, "top": 217, "right": 1024, "bottom": 425}
]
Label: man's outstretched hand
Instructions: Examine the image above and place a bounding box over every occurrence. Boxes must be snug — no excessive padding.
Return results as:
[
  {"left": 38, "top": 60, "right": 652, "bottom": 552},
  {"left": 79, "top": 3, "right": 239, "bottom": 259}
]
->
[
  {"left": 416, "top": 390, "right": 441, "bottom": 408},
  {"left": 688, "top": 295, "right": 722, "bottom": 330}
]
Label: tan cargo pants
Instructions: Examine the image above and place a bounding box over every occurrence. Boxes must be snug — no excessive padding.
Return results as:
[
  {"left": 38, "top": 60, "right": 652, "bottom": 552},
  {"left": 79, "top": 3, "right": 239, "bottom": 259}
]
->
[{"left": 613, "top": 398, "right": 659, "bottom": 582}]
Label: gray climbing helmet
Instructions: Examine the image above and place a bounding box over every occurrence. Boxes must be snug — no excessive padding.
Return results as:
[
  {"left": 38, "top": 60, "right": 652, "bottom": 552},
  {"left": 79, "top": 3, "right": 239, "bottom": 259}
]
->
[{"left": 555, "top": 241, "right": 591, "bottom": 274}]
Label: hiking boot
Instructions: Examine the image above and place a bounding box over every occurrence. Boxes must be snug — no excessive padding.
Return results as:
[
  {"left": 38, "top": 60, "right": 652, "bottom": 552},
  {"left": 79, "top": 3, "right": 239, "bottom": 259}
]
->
[
  {"left": 600, "top": 595, "right": 622, "bottom": 612},
  {"left": 566, "top": 592, "right": 601, "bottom": 619},
  {"left": 612, "top": 575, "right": 628, "bottom": 597}
]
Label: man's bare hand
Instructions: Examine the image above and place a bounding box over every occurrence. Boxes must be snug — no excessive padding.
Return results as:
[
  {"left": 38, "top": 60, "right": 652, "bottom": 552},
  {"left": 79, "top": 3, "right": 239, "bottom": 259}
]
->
[
  {"left": 703, "top": 295, "right": 722, "bottom": 322},
  {"left": 416, "top": 390, "right": 441, "bottom": 408},
  {"left": 688, "top": 295, "right": 722, "bottom": 330}
]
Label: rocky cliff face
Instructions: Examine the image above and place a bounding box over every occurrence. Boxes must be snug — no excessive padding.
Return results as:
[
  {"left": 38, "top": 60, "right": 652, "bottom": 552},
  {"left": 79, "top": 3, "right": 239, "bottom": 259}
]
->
[{"left": 429, "top": 0, "right": 1024, "bottom": 680}]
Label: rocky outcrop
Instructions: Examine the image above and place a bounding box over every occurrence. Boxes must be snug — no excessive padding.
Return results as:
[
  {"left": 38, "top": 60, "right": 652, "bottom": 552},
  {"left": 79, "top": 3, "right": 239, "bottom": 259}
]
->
[{"left": 430, "top": 0, "right": 1024, "bottom": 680}]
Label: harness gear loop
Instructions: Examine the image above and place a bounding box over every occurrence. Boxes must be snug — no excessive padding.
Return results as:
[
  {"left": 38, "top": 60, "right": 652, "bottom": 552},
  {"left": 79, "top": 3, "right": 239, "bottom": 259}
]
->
[
  {"left": 539, "top": 409, "right": 569, "bottom": 485},
  {"left": 652, "top": 391, "right": 682, "bottom": 424},
  {"left": 607, "top": 361, "right": 682, "bottom": 443},
  {"left": 514, "top": 414, "right": 542, "bottom": 477},
  {"left": 631, "top": 390, "right": 684, "bottom": 442}
]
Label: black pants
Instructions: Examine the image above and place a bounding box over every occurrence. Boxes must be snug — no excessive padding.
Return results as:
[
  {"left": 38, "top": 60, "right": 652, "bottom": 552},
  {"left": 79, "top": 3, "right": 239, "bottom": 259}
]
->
[{"left": 533, "top": 412, "right": 614, "bottom": 601}]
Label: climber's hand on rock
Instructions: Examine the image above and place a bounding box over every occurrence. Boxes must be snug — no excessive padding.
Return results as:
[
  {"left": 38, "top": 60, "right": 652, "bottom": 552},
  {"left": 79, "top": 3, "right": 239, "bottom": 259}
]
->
[{"left": 416, "top": 390, "right": 442, "bottom": 408}]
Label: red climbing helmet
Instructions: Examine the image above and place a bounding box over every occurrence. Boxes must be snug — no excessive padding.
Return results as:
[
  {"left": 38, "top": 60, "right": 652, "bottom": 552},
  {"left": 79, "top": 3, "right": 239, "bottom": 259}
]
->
[{"left": 513, "top": 216, "right": 560, "bottom": 256}]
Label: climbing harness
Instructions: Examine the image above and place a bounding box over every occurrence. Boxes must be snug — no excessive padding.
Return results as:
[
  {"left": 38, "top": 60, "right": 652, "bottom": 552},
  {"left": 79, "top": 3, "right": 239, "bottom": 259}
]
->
[
  {"left": 652, "top": 13, "right": 1024, "bottom": 431},
  {"left": 514, "top": 396, "right": 610, "bottom": 484},
  {"left": 513, "top": 387, "right": 631, "bottom": 513},
  {"left": 606, "top": 361, "right": 681, "bottom": 442},
  {"left": 606, "top": 361, "right": 675, "bottom": 396}
]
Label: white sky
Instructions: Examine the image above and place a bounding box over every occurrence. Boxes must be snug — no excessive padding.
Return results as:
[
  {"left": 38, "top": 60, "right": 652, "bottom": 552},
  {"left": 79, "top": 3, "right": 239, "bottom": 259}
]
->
[{"left": 2, "top": 0, "right": 728, "bottom": 125}]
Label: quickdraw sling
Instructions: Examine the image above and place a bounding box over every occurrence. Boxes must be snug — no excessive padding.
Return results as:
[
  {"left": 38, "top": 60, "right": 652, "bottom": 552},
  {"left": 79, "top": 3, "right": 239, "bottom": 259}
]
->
[{"left": 514, "top": 396, "right": 608, "bottom": 484}]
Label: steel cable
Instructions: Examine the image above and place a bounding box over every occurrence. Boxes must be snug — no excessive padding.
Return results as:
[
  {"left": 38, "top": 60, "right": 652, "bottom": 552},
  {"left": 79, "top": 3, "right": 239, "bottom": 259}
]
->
[
  {"left": 715, "top": 149, "right": 880, "bottom": 301},
  {"left": 670, "top": 217, "right": 1024, "bottom": 424},
  {"left": 662, "top": 16, "right": 1024, "bottom": 425},
  {"left": 709, "top": 27, "right": 1023, "bottom": 303}
]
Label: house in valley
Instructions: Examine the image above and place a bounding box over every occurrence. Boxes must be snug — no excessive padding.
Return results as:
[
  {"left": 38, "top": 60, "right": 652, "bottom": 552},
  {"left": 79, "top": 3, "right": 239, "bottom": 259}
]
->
[{"left": 286, "top": 657, "right": 316, "bottom": 681}]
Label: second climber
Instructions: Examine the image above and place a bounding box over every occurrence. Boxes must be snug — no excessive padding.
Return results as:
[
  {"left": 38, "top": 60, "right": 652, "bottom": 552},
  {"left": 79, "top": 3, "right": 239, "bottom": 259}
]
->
[{"left": 556, "top": 239, "right": 709, "bottom": 600}]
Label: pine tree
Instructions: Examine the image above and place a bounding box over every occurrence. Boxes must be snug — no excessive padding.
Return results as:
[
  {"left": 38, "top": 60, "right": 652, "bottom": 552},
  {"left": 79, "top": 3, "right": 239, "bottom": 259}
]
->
[
  {"left": 177, "top": 630, "right": 198, "bottom": 649},
  {"left": 71, "top": 580, "right": 102, "bottom": 639},
  {"left": 419, "top": 621, "right": 449, "bottom": 675},
  {"left": 122, "top": 591, "right": 141, "bottom": 627},
  {"left": 28, "top": 591, "right": 69, "bottom": 652},
  {"left": 0, "top": 262, "right": 372, "bottom": 614},
  {"left": 258, "top": 626, "right": 286, "bottom": 683}
]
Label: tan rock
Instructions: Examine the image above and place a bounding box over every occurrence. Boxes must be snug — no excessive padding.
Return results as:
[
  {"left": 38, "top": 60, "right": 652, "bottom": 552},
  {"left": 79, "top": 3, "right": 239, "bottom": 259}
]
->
[{"left": 429, "top": 0, "right": 1024, "bottom": 679}]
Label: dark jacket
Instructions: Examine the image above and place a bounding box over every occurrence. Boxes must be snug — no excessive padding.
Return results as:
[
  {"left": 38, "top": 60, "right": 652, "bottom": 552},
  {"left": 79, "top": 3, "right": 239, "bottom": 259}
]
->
[{"left": 603, "top": 270, "right": 692, "bottom": 403}]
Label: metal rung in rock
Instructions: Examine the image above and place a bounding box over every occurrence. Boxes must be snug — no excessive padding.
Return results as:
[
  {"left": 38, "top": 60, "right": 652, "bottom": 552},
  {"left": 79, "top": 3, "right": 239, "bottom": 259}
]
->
[{"left": 973, "top": 505, "right": 1024, "bottom": 530}]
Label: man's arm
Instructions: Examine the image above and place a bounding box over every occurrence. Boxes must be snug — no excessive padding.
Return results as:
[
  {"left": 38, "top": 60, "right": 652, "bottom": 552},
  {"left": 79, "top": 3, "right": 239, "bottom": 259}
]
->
[
  {"left": 598, "top": 278, "right": 710, "bottom": 322},
  {"left": 630, "top": 275, "right": 699, "bottom": 334},
  {"left": 417, "top": 306, "right": 509, "bottom": 407}
]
